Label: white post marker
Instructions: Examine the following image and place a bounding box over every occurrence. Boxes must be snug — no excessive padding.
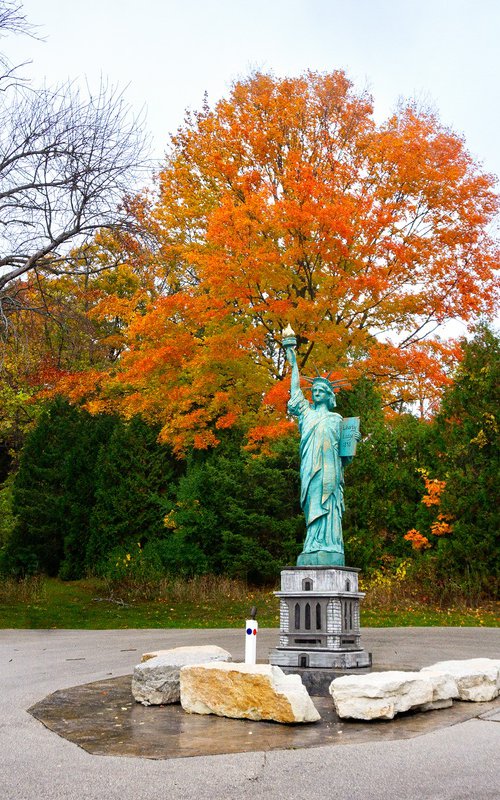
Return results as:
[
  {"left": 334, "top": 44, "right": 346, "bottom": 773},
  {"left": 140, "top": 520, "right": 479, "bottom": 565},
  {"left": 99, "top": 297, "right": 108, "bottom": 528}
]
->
[{"left": 244, "top": 619, "right": 258, "bottom": 664}]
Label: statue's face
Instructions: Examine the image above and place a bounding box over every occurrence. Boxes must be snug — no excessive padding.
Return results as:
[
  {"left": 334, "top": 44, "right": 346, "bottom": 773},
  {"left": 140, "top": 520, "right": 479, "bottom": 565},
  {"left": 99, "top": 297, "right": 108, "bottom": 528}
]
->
[{"left": 312, "top": 383, "right": 331, "bottom": 407}]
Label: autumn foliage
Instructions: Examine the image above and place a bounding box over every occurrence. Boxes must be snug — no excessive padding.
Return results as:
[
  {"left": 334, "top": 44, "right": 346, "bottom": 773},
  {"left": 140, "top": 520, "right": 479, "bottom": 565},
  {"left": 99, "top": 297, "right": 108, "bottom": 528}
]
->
[
  {"left": 404, "top": 468, "right": 453, "bottom": 551},
  {"left": 404, "top": 529, "right": 432, "bottom": 551},
  {"left": 49, "top": 71, "right": 498, "bottom": 452},
  {"left": 421, "top": 475, "right": 447, "bottom": 507}
]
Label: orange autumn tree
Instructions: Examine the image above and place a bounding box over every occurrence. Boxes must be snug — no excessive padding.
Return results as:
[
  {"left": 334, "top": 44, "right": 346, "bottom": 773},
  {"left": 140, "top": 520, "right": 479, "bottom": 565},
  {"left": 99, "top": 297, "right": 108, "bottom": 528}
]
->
[{"left": 54, "top": 71, "right": 499, "bottom": 452}]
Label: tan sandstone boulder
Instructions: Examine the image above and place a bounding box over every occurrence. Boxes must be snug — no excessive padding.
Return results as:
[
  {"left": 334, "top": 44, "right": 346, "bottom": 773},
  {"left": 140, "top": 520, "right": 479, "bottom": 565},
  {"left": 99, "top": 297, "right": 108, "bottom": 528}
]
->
[{"left": 180, "top": 662, "right": 320, "bottom": 723}]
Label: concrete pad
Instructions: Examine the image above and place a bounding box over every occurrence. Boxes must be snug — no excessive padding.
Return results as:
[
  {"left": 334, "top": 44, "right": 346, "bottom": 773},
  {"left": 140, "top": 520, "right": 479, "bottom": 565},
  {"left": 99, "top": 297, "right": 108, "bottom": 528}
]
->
[
  {"left": 479, "top": 709, "right": 500, "bottom": 721},
  {"left": 27, "top": 673, "right": 500, "bottom": 759}
]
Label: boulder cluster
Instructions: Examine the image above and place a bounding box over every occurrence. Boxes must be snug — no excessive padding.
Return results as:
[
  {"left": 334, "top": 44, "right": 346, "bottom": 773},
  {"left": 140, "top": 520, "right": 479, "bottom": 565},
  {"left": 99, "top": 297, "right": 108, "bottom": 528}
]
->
[
  {"left": 132, "top": 648, "right": 500, "bottom": 724},
  {"left": 330, "top": 659, "right": 500, "bottom": 720}
]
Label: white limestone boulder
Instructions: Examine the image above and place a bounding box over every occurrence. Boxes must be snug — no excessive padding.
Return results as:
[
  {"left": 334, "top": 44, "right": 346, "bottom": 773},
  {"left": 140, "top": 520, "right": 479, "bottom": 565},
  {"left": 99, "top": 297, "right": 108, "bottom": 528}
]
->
[
  {"left": 329, "top": 671, "right": 434, "bottom": 720},
  {"left": 421, "top": 659, "right": 500, "bottom": 703},
  {"left": 132, "top": 645, "right": 231, "bottom": 705},
  {"left": 415, "top": 670, "right": 457, "bottom": 711},
  {"left": 180, "top": 662, "right": 320, "bottom": 723}
]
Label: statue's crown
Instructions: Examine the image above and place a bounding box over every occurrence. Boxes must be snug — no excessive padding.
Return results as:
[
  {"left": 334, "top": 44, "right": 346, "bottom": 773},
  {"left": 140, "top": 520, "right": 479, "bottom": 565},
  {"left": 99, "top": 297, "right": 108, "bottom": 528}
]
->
[{"left": 303, "top": 367, "right": 350, "bottom": 393}]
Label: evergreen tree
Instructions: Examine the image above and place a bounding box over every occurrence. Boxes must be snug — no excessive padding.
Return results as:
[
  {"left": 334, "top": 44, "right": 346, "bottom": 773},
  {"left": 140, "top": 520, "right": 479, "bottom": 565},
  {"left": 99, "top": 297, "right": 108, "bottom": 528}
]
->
[
  {"left": 58, "top": 411, "right": 117, "bottom": 579},
  {"left": 433, "top": 326, "right": 499, "bottom": 591},
  {"left": 86, "top": 416, "right": 180, "bottom": 572},
  {"left": 0, "top": 474, "right": 16, "bottom": 553},
  {"left": 335, "top": 379, "right": 436, "bottom": 571},
  {"left": 4, "top": 398, "right": 114, "bottom": 576},
  {"left": 166, "top": 433, "right": 303, "bottom": 582},
  {"left": 344, "top": 414, "right": 438, "bottom": 571},
  {"left": 0, "top": 443, "right": 10, "bottom": 483}
]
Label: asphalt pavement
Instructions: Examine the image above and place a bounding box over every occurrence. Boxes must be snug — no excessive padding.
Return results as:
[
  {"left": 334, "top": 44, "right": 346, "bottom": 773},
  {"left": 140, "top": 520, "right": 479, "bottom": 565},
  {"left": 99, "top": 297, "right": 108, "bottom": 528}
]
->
[{"left": 1, "top": 627, "right": 499, "bottom": 800}]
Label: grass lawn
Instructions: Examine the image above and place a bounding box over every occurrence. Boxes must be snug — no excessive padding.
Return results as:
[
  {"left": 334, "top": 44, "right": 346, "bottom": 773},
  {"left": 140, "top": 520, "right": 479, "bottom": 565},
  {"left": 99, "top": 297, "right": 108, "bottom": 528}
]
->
[{"left": 0, "top": 577, "right": 498, "bottom": 628}]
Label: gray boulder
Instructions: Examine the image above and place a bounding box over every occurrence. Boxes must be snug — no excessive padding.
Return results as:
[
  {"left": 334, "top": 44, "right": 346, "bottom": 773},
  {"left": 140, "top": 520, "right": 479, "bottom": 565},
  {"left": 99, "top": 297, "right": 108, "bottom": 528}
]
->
[{"left": 132, "top": 645, "right": 232, "bottom": 705}]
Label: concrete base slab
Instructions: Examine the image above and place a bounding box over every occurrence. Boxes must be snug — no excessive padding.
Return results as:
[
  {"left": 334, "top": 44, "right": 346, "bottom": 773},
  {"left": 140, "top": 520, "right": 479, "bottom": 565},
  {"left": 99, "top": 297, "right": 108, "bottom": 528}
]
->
[
  {"left": 27, "top": 674, "right": 500, "bottom": 760},
  {"left": 270, "top": 646, "right": 372, "bottom": 670}
]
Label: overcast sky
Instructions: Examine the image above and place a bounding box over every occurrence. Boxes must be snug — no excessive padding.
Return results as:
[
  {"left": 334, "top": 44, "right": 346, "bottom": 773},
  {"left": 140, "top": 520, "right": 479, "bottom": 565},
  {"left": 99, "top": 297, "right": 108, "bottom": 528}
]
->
[{"left": 5, "top": 0, "right": 500, "bottom": 182}]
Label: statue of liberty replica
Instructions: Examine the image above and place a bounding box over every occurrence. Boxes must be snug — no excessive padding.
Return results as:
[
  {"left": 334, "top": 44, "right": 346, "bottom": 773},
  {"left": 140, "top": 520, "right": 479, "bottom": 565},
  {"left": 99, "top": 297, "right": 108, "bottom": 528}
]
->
[
  {"left": 283, "top": 326, "right": 358, "bottom": 567},
  {"left": 269, "top": 326, "right": 371, "bottom": 688}
]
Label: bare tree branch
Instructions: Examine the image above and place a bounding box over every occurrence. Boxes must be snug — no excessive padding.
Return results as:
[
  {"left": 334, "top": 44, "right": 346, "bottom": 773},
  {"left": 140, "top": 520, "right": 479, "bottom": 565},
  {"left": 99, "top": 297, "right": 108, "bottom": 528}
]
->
[
  {"left": 0, "top": 79, "right": 149, "bottom": 322},
  {"left": 0, "top": 1, "right": 39, "bottom": 90}
]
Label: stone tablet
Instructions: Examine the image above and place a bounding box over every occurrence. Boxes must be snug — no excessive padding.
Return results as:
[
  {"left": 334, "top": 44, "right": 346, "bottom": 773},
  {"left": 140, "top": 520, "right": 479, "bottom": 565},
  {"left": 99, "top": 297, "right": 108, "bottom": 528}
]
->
[
  {"left": 132, "top": 645, "right": 231, "bottom": 705},
  {"left": 180, "top": 662, "right": 321, "bottom": 723}
]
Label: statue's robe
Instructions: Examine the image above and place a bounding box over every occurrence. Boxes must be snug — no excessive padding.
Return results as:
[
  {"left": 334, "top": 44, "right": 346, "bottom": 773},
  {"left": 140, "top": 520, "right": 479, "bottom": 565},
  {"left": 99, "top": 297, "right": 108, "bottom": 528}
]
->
[{"left": 288, "top": 388, "right": 345, "bottom": 565}]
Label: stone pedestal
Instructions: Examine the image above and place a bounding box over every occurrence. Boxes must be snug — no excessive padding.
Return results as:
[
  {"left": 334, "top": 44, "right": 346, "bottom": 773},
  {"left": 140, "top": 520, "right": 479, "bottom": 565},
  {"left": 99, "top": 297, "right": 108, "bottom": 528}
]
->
[{"left": 269, "top": 566, "right": 371, "bottom": 693}]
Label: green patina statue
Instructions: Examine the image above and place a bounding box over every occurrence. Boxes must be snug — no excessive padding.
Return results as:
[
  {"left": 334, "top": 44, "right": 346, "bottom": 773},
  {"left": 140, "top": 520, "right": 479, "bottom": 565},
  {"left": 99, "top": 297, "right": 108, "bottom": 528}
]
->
[{"left": 282, "top": 326, "right": 360, "bottom": 567}]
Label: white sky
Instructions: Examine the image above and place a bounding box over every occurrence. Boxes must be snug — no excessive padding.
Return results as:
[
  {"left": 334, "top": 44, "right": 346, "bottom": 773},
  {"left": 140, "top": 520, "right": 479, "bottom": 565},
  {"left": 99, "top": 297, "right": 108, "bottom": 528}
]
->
[{"left": 5, "top": 0, "right": 500, "bottom": 182}]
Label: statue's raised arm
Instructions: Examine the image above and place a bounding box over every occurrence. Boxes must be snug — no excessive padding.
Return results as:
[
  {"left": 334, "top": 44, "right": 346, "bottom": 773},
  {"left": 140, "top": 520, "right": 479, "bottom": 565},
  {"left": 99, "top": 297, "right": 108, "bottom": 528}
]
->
[
  {"left": 282, "top": 324, "right": 300, "bottom": 397},
  {"left": 281, "top": 325, "right": 358, "bottom": 568}
]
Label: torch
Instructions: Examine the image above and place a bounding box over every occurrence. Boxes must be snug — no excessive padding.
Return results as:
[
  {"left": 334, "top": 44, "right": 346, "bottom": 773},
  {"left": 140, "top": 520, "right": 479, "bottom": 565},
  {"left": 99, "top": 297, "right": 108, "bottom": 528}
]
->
[{"left": 282, "top": 323, "right": 297, "bottom": 350}]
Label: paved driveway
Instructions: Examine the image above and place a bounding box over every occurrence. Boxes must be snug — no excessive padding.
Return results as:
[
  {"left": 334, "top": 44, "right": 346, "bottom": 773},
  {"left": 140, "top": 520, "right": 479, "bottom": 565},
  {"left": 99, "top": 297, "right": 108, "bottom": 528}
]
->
[{"left": 1, "top": 628, "right": 499, "bottom": 800}]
